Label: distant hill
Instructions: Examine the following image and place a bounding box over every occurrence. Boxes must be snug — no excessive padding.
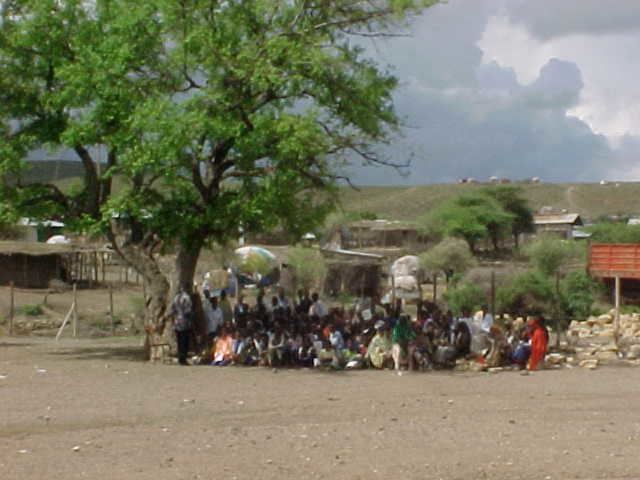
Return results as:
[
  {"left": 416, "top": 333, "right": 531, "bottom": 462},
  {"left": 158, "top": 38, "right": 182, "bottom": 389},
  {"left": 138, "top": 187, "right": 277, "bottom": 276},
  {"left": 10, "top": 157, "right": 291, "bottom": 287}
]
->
[
  {"left": 338, "top": 182, "right": 640, "bottom": 223},
  {"left": 17, "top": 161, "right": 640, "bottom": 222},
  {"left": 19, "top": 160, "right": 85, "bottom": 184}
]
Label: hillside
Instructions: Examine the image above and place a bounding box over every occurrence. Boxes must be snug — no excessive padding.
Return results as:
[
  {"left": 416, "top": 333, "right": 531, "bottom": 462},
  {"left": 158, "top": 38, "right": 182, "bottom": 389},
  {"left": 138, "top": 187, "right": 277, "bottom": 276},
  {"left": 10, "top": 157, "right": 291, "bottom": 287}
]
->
[
  {"left": 337, "top": 182, "right": 640, "bottom": 223},
  {"left": 15, "top": 161, "right": 640, "bottom": 222}
]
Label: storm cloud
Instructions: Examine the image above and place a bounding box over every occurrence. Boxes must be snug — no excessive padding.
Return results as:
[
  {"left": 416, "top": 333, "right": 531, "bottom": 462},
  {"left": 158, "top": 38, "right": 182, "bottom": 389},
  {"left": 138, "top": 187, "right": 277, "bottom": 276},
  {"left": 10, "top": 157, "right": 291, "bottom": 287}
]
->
[{"left": 349, "top": 0, "right": 640, "bottom": 185}]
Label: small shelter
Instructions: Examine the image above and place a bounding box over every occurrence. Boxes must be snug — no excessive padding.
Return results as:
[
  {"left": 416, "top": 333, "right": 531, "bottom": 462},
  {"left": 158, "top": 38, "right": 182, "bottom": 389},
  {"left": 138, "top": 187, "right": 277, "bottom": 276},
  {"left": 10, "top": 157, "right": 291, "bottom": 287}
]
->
[
  {"left": 0, "top": 242, "right": 72, "bottom": 288},
  {"left": 533, "top": 213, "right": 583, "bottom": 239},
  {"left": 321, "top": 248, "right": 384, "bottom": 298},
  {"left": 588, "top": 243, "right": 640, "bottom": 342}
]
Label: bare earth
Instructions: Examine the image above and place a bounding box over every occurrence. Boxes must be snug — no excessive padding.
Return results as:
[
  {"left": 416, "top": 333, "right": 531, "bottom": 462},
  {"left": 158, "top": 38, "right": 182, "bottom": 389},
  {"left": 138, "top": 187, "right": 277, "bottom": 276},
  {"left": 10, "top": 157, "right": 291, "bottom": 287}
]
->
[{"left": 2, "top": 337, "right": 640, "bottom": 480}]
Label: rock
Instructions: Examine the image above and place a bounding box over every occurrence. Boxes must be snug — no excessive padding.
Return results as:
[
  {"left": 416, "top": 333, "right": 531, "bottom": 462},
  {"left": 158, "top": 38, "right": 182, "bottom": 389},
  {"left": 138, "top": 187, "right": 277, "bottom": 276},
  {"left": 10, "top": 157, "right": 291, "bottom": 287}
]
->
[
  {"left": 626, "top": 344, "right": 640, "bottom": 359},
  {"left": 579, "top": 359, "right": 599, "bottom": 370},
  {"left": 596, "top": 351, "right": 618, "bottom": 361},
  {"left": 546, "top": 353, "right": 566, "bottom": 365},
  {"left": 597, "top": 314, "right": 613, "bottom": 326}
]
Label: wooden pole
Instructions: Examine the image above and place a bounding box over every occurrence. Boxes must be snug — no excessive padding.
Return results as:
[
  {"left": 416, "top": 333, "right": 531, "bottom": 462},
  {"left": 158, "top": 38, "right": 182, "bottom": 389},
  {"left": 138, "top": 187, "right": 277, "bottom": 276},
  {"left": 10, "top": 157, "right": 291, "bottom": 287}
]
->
[
  {"left": 94, "top": 251, "right": 99, "bottom": 284},
  {"left": 614, "top": 276, "right": 621, "bottom": 346},
  {"left": 555, "top": 271, "right": 562, "bottom": 348},
  {"left": 124, "top": 267, "right": 129, "bottom": 284},
  {"left": 9, "top": 281, "right": 14, "bottom": 335},
  {"left": 433, "top": 275, "right": 438, "bottom": 302},
  {"left": 490, "top": 270, "right": 496, "bottom": 319},
  {"left": 101, "top": 253, "right": 106, "bottom": 283},
  {"left": 72, "top": 283, "right": 78, "bottom": 338},
  {"left": 109, "top": 284, "right": 115, "bottom": 336}
]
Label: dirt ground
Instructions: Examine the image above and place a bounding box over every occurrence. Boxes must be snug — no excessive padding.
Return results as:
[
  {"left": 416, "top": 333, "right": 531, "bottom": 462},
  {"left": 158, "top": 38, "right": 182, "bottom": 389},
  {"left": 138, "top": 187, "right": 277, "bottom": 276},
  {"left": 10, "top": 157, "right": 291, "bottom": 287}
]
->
[{"left": 2, "top": 337, "right": 640, "bottom": 480}]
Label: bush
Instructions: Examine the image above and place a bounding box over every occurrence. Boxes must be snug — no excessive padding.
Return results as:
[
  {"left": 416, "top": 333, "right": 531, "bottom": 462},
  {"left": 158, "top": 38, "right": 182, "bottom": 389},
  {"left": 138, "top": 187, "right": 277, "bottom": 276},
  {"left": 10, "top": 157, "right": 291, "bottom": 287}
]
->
[
  {"left": 496, "top": 270, "right": 554, "bottom": 317},
  {"left": 287, "top": 247, "right": 327, "bottom": 291},
  {"left": 443, "top": 282, "right": 486, "bottom": 316},
  {"left": 419, "top": 237, "right": 475, "bottom": 282},
  {"left": 561, "top": 272, "right": 598, "bottom": 321},
  {"left": 588, "top": 223, "right": 640, "bottom": 243},
  {"left": 19, "top": 304, "right": 43, "bottom": 316},
  {"left": 523, "top": 236, "right": 584, "bottom": 276}
]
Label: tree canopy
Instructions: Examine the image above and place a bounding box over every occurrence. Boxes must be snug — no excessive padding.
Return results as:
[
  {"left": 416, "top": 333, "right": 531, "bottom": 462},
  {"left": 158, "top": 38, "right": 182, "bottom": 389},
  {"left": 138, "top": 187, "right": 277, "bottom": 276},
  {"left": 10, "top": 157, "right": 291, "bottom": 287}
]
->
[
  {"left": 420, "top": 192, "right": 514, "bottom": 252},
  {"left": 419, "top": 237, "right": 474, "bottom": 282},
  {"left": 482, "top": 185, "right": 533, "bottom": 248},
  {"left": 1, "top": 0, "right": 436, "bottom": 353}
]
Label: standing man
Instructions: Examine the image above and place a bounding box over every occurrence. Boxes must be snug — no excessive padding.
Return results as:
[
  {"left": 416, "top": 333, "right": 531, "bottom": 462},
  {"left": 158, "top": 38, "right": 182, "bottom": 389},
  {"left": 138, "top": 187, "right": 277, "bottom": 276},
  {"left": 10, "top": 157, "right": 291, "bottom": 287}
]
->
[{"left": 171, "top": 288, "right": 193, "bottom": 366}]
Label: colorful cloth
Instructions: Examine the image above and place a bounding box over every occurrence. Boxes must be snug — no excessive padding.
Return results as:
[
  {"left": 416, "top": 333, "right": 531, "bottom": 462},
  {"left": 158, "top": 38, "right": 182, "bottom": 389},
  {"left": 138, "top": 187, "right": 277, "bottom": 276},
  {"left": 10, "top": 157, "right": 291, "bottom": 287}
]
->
[{"left": 366, "top": 333, "right": 392, "bottom": 369}]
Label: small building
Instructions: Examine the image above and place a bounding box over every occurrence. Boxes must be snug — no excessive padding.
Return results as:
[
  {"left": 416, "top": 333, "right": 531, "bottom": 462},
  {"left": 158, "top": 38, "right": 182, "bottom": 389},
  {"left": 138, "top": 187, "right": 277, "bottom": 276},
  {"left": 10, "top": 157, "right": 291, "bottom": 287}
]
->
[
  {"left": 343, "top": 219, "right": 423, "bottom": 249},
  {"left": 321, "top": 248, "right": 384, "bottom": 298},
  {"left": 533, "top": 213, "right": 583, "bottom": 239},
  {"left": 0, "top": 242, "right": 72, "bottom": 288},
  {"left": 15, "top": 218, "right": 65, "bottom": 243}
]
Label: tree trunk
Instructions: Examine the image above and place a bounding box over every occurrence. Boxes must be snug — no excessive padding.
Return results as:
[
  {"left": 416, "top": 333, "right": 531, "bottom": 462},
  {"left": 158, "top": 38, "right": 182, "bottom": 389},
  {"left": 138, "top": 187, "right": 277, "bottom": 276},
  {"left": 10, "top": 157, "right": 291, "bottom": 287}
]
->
[
  {"left": 111, "top": 240, "right": 171, "bottom": 361},
  {"left": 174, "top": 242, "right": 202, "bottom": 295}
]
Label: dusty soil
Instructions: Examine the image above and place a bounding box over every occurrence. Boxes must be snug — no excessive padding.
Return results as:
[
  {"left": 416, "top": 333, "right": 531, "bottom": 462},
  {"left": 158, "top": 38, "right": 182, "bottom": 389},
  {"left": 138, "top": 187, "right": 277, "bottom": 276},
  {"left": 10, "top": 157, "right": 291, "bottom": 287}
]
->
[{"left": 2, "top": 336, "right": 640, "bottom": 480}]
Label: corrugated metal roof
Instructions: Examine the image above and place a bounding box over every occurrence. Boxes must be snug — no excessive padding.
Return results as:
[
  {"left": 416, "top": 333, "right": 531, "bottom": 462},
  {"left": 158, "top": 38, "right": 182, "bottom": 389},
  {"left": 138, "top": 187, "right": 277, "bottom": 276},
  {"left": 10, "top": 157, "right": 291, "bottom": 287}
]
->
[{"left": 534, "top": 213, "right": 582, "bottom": 225}]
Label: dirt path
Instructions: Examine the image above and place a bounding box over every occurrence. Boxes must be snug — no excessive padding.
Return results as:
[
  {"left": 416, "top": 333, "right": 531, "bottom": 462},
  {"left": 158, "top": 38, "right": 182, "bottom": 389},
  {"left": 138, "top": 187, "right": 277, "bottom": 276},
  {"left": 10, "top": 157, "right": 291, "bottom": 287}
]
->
[{"left": 2, "top": 337, "right": 640, "bottom": 480}]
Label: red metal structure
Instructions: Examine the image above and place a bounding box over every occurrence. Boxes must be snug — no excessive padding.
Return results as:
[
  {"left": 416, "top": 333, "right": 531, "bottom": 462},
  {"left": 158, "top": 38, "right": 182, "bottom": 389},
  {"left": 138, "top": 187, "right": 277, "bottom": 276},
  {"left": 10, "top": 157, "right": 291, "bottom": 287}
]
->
[{"left": 588, "top": 243, "right": 640, "bottom": 279}]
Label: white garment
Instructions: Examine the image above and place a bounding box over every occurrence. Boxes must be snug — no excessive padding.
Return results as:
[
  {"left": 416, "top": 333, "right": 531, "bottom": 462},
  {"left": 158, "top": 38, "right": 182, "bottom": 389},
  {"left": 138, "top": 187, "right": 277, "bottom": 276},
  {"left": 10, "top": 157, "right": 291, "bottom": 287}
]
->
[
  {"left": 481, "top": 313, "right": 494, "bottom": 333},
  {"left": 206, "top": 306, "right": 224, "bottom": 334},
  {"left": 309, "top": 301, "right": 328, "bottom": 318}
]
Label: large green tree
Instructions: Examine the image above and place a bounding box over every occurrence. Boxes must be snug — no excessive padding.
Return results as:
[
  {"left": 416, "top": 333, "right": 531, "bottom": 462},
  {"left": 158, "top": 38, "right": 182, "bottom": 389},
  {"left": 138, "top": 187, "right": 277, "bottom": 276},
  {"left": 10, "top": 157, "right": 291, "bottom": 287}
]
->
[
  {"left": 1, "top": 0, "right": 436, "bottom": 357},
  {"left": 421, "top": 192, "right": 514, "bottom": 252},
  {"left": 482, "top": 185, "right": 533, "bottom": 248}
]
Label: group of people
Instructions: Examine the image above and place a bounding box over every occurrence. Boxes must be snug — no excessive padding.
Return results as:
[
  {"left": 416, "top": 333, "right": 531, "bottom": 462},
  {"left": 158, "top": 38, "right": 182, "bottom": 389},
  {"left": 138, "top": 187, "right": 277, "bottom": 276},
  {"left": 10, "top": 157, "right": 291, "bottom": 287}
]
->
[{"left": 170, "top": 286, "right": 549, "bottom": 372}]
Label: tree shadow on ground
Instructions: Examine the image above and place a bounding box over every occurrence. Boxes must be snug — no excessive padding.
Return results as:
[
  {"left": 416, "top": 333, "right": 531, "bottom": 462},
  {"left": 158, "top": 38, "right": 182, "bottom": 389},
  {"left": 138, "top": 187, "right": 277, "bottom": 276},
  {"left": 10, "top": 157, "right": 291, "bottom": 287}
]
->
[
  {"left": 47, "top": 344, "right": 147, "bottom": 362},
  {"left": 0, "top": 341, "right": 35, "bottom": 348}
]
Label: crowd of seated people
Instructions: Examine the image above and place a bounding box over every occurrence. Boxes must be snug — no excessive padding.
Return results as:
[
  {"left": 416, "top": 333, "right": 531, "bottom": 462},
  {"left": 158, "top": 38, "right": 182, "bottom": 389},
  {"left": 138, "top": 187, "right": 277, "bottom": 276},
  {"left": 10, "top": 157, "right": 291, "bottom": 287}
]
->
[{"left": 172, "top": 286, "right": 548, "bottom": 372}]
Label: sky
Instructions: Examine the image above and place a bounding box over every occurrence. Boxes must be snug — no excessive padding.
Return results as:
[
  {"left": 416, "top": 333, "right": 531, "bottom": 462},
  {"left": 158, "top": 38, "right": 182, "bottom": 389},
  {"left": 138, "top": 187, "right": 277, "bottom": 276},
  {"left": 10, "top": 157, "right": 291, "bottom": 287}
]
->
[
  {"left": 29, "top": 1, "right": 640, "bottom": 186},
  {"left": 349, "top": 0, "right": 640, "bottom": 185}
]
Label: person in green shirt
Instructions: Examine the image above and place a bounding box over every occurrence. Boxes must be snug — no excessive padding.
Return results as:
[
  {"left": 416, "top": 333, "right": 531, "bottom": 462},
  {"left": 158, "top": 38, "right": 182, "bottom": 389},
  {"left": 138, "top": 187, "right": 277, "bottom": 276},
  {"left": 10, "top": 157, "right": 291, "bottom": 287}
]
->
[{"left": 391, "top": 314, "right": 416, "bottom": 371}]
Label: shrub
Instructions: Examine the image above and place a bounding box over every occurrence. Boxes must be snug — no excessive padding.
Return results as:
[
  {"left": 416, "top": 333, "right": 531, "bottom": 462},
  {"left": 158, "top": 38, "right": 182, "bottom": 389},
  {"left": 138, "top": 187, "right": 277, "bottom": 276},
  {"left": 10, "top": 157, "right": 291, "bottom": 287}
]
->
[
  {"left": 287, "top": 247, "right": 327, "bottom": 291},
  {"left": 19, "top": 304, "right": 43, "bottom": 316},
  {"left": 561, "top": 272, "right": 598, "bottom": 321},
  {"left": 443, "top": 282, "right": 486, "bottom": 316},
  {"left": 496, "top": 270, "right": 554, "bottom": 317},
  {"left": 419, "top": 237, "right": 475, "bottom": 283},
  {"left": 523, "top": 235, "right": 584, "bottom": 276}
]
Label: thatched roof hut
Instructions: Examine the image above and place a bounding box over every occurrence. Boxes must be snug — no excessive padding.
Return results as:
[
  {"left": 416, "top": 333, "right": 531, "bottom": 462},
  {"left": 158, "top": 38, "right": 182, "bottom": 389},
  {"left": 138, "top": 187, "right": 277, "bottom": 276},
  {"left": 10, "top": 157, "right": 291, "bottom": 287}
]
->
[{"left": 0, "top": 241, "right": 74, "bottom": 288}]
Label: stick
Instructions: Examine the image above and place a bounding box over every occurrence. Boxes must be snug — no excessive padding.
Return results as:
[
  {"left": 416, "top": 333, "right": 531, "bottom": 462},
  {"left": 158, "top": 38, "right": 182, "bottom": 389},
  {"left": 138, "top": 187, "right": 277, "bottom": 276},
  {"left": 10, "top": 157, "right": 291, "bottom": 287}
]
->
[
  {"left": 9, "top": 281, "right": 14, "bottom": 335},
  {"left": 72, "top": 283, "right": 78, "bottom": 338},
  {"left": 614, "top": 276, "right": 621, "bottom": 346},
  {"left": 55, "top": 301, "right": 76, "bottom": 341},
  {"left": 109, "top": 284, "right": 115, "bottom": 336}
]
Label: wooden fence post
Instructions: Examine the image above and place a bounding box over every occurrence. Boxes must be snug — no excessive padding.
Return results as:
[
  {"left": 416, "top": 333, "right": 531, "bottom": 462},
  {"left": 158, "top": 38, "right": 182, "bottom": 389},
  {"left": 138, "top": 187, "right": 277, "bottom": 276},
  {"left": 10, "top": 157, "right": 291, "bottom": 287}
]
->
[
  {"left": 72, "top": 283, "right": 78, "bottom": 338},
  {"left": 614, "top": 276, "right": 621, "bottom": 346},
  {"left": 9, "top": 281, "right": 14, "bottom": 335},
  {"left": 109, "top": 284, "right": 115, "bottom": 336},
  {"left": 490, "top": 270, "right": 496, "bottom": 319},
  {"left": 432, "top": 275, "right": 437, "bottom": 302}
]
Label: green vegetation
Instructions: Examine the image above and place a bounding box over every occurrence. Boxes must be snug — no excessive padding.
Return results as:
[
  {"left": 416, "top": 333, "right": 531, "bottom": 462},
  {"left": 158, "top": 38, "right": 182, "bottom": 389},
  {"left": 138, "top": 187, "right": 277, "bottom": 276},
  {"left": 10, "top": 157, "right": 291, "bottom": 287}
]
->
[
  {"left": 523, "top": 235, "right": 585, "bottom": 277},
  {"left": 419, "top": 191, "right": 515, "bottom": 252},
  {"left": 496, "top": 271, "right": 555, "bottom": 317},
  {"left": 561, "top": 272, "right": 599, "bottom": 321},
  {"left": 0, "top": 1, "right": 436, "bottom": 344},
  {"left": 287, "top": 247, "right": 327, "bottom": 292},
  {"left": 443, "top": 282, "right": 486, "bottom": 316},
  {"left": 587, "top": 223, "right": 640, "bottom": 243},
  {"left": 482, "top": 186, "right": 534, "bottom": 248},
  {"left": 420, "top": 237, "right": 475, "bottom": 283},
  {"left": 336, "top": 183, "right": 640, "bottom": 223},
  {"left": 19, "top": 304, "right": 43, "bottom": 316}
]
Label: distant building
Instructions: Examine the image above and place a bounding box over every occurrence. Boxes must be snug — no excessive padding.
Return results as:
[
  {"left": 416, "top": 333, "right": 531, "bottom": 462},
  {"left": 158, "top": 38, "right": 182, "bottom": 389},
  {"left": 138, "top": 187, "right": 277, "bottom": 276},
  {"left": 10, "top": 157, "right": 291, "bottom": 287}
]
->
[
  {"left": 16, "top": 218, "right": 65, "bottom": 243},
  {"left": 533, "top": 213, "right": 583, "bottom": 239}
]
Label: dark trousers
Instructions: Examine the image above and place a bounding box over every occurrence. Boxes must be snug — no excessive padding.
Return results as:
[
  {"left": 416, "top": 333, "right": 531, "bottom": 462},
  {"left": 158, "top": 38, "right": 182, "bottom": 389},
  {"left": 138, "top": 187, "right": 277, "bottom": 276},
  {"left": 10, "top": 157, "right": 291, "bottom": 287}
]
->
[{"left": 176, "top": 330, "right": 191, "bottom": 365}]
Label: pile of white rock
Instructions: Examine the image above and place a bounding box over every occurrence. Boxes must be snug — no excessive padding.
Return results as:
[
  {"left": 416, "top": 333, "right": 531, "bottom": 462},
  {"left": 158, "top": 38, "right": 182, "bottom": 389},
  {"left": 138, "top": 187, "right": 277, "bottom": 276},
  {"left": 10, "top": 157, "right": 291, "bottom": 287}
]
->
[{"left": 568, "top": 311, "right": 640, "bottom": 341}]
